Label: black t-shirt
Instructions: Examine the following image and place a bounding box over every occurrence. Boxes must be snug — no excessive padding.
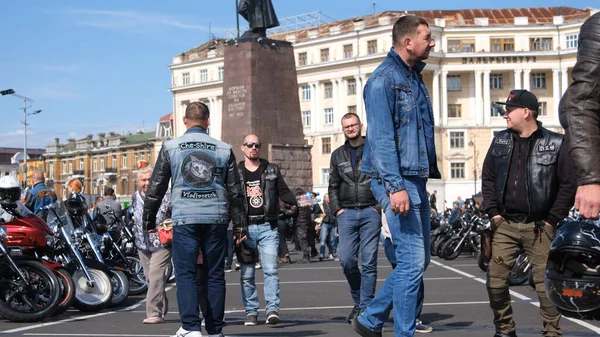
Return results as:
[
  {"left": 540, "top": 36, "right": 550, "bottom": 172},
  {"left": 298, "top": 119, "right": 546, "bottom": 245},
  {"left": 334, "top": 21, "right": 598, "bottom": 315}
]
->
[
  {"left": 244, "top": 167, "right": 264, "bottom": 216},
  {"left": 349, "top": 145, "right": 360, "bottom": 170},
  {"left": 504, "top": 135, "right": 531, "bottom": 215}
]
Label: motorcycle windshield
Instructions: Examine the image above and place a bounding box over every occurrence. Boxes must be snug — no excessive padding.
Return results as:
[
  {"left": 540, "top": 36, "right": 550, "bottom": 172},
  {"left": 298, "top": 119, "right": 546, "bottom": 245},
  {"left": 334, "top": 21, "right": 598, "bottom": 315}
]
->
[
  {"left": 47, "top": 199, "right": 75, "bottom": 237},
  {"left": 14, "top": 201, "right": 34, "bottom": 217}
]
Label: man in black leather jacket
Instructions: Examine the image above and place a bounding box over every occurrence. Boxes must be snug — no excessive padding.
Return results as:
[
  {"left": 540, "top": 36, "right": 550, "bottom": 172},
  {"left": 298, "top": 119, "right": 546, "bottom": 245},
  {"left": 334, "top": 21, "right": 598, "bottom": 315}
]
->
[
  {"left": 482, "top": 90, "right": 576, "bottom": 337},
  {"left": 328, "top": 112, "right": 380, "bottom": 324},
  {"left": 559, "top": 12, "right": 600, "bottom": 220},
  {"left": 235, "top": 133, "right": 296, "bottom": 327}
]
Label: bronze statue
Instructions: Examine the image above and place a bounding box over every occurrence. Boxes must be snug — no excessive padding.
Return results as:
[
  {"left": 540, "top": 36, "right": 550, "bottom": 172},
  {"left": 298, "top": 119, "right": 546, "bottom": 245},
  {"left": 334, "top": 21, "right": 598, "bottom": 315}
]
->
[{"left": 238, "top": 0, "right": 280, "bottom": 38}]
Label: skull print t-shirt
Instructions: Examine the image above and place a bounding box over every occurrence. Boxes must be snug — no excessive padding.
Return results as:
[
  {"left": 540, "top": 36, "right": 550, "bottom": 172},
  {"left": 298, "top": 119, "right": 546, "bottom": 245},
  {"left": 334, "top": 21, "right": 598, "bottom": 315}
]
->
[{"left": 244, "top": 167, "right": 264, "bottom": 216}]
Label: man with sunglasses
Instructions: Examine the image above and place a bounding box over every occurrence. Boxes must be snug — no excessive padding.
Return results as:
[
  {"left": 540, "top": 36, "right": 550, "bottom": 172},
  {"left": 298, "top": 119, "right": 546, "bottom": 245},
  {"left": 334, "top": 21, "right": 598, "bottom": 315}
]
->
[
  {"left": 235, "top": 133, "right": 296, "bottom": 327},
  {"left": 328, "top": 112, "right": 380, "bottom": 324},
  {"left": 481, "top": 89, "right": 575, "bottom": 337}
]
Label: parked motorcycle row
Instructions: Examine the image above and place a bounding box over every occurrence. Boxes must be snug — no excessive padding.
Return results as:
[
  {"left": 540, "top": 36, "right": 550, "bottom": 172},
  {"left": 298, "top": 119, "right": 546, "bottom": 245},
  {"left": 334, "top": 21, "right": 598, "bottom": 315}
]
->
[
  {"left": 430, "top": 199, "right": 533, "bottom": 287},
  {"left": 0, "top": 195, "right": 170, "bottom": 323}
]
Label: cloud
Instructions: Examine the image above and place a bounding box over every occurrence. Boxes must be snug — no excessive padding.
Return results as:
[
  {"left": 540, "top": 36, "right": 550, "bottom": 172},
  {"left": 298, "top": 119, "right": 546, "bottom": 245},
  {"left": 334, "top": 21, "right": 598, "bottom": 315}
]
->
[
  {"left": 35, "top": 87, "right": 88, "bottom": 100},
  {"left": 38, "top": 64, "right": 80, "bottom": 73},
  {"left": 67, "top": 9, "right": 227, "bottom": 34}
]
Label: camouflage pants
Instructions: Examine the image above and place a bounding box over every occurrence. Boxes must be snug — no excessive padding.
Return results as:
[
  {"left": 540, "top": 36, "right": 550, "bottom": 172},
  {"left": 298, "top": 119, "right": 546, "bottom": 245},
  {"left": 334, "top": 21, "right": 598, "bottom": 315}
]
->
[{"left": 486, "top": 219, "right": 561, "bottom": 337}]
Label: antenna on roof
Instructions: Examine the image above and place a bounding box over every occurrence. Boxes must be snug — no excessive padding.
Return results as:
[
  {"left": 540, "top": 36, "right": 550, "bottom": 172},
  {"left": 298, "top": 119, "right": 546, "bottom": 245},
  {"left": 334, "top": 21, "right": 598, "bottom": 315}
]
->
[{"left": 373, "top": 0, "right": 376, "bottom": 14}]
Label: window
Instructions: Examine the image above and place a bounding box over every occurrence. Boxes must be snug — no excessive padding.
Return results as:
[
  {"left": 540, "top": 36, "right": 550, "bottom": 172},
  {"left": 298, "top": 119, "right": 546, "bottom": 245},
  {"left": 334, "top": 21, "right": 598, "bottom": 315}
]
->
[
  {"left": 324, "top": 82, "right": 333, "bottom": 99},
  {"left": 538, "top": 101, "right": 547, "bottom": 116},
  {"left": 347, "top": 79, "right": 356, "bottom": 95},
  {"left": 367, "top": 40, "right": 378, "bottom": 54},
  {"left": 93, "top": 160, "right": 97, "bottom": 171},
  {"left": 49, "top": 165, "right": 54, "bottom": 179},
  {"left": 141, "top": 153, "right": 145, "bottom": 160},
  {"left": 100, "top": 158, "right": 105, "bottom": 170},
  {"left": 302, "top": 111, "right": 311, "bottom": 127},
  {"left": 530, "top": 38, "right": 553, "bottom": 51},
  {"left": 199, "top": 69, "right": 208, "bottom": 82},
  {"left": 321, "top": 168, "right": 330, "bottom": 185},
  {"left": 566, "top": 34, "right": 578, "bottom": 49},
  {"left": 218, "top": 67, "right": 224, "bottom": 80},
  {"left": 324, "top": 108, "right": 334, "bottom": 125},
  {"left": 122, "top": 154, "right": 127, "bottom": 168},
  {"left": 62, "top": 161, "right": 66, "bottom": 173},
  {"left": 112, "top": 155, "right": 116, "bottom": 168},
  {"left": 304, "top": 139, "right": 309, "bottom": 146},
  {"left": 320, "top": 48, "right": 329, "bottom": 62},
  {"left": 135, "top": 153, "right": 138, "bottom": 164},
  {"left": 490, "top": 38, "right": 515, "bottom": 52},
  {"left": 121, "top": 180, "right": 128, "bottom": 196},
  {"left": 79, "top": 159, "right": 84, "bottom": 170},
  {"left": 447, "top": 39, "right": 475, "bottom": 53},
  {"left": 301, "top": 85, "right": 311, "bottom": 101},
  {"left": 448, "top": 104, "right": 462, "bottom": 118},
  {"left": 343, "top": 44, "right": 353, "bottom": 59},
  {"left": 491, "top": 103, "right": 505, "bottom": 117},
  {"left": 447, "top": 75, "right": 462, "bottom": 91},
  {"left": 531, "top": 72, "right": 546, "bottom": 89},
  {"left": 298, "top": 52, "right": 307, "bottom": 66},
  {"left": 449, "top": 132, "right": 465, "bottom": 149},
  {"left": 69, "top": 162, "right": 73, "bottom": 173},
  {"left": 348, "top": 105, "right": 357, "bottom": 114},
  {"left": 451, "top": 162, "right": 466, "bottom": 179},
  {"left": 321, "top": 137, "right": 331, "bottom": 154},
  {"left": 182, "top": 72, "right": 190, "bottom": 85},
  {"left": 490, "top": 74, "right": 503, "bottom": 89}
]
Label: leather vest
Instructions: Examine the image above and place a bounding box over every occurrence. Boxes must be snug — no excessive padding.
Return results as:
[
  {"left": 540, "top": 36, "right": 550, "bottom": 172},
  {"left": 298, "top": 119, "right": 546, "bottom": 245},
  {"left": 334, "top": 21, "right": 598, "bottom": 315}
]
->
[{"left": 491, "top": 127, "right": 563, "bottom": 219}]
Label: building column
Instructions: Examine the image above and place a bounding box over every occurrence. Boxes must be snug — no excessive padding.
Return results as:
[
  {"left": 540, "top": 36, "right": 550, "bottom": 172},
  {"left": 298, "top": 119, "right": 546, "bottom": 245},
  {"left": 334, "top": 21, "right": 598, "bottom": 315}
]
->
[
  {"left": 355, "top": 75, "right": 366, "bottom": 123},
  {"left": 441, "top": 71, "right": 448, "bottom": 126},
  {"left": 474, "top": 70, "right": 483, "bottom": 125},
  {"left": 552, "top": 68, "right": 561, "bottom": 124},
  {"left": 513, "top": 69, "right": 522, "bottom": 90},
  {"left": 333, "top": 77, "right": 343, "bottom": 127},
  {"left": 561, "top": 68, "right": 569, "bottom": 95},
  {"left": 523, "top": 69, "right": 531, "bottom": 91},
  {"left": 432, "top": 70, "right": 441, "bottom": 127},
  {"left": 483, "top": 70, "right": 491, "bottom": 125},
  {"left": 310, "top": 81, "right": 321, "bottom": 134}
]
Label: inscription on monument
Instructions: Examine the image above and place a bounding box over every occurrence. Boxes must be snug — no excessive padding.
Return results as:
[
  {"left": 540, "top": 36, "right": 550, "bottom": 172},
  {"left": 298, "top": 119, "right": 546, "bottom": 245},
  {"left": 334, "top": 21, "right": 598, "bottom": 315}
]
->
[{"left": 227, "top": 85, "right": 247, "bottom": 118}]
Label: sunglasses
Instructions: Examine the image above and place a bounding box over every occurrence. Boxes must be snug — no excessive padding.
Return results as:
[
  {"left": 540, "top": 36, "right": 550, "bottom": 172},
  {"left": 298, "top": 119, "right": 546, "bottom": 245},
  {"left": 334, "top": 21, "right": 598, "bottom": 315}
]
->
[{"left": 243, "top": 142, "right": 262, "bottom": 149}]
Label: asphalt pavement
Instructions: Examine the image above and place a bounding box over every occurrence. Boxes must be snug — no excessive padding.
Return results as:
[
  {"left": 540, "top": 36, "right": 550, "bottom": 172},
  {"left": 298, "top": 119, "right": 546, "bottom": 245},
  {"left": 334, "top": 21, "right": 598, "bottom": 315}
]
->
[{"left": 1, "top": 242, "right": 600, "bottom": 337}]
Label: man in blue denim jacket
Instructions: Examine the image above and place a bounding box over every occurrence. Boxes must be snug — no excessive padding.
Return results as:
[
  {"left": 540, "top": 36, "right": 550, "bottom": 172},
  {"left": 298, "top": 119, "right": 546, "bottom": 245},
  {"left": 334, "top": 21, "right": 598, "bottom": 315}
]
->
[{"left": 352, "top": 15, "right": 440, "bottom": 337}]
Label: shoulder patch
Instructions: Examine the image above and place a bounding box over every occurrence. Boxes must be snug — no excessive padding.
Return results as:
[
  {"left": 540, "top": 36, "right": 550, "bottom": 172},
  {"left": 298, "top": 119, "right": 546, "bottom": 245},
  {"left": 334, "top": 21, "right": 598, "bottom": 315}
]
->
[
  {"left": 495, "top": 138, "right": 511, "bottom": 145},
  {"left": 537, "top": 142, "right": 557, "bottom": 153}
]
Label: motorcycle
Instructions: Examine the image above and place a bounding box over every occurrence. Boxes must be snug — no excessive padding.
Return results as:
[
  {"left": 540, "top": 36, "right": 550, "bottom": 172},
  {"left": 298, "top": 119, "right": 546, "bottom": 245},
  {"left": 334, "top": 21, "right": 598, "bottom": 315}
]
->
[
  {"left": 440, "top": 211, "right": 486, "bottom": 260},
  {"left": 0, "top": 223, "right": 61, "bottom": 322},
  {"left": 46, "top": 200, "right": 114, "bottom": 312},
  {"left": 1, "top": 202, "right": 76, "bottom": 316}
]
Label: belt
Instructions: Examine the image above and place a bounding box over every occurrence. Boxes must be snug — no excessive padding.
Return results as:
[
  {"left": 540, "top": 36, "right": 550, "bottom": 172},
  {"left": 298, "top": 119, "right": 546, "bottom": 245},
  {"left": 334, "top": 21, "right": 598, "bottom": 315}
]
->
[
  {"left": 247, "top": 215, "right": 266, "bottom": 225},
  {"left": 504, "top": 214, "right": 537, "bottom": 224},
  {"left": 346, "top": 205, "right": 372, "bottom": 210}
]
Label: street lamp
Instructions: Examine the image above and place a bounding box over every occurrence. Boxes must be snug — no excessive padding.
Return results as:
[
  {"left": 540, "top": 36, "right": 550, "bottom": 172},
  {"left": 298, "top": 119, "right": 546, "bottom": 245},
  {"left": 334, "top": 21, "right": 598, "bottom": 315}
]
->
[
  {"left": 468, "top": 138, "right": 477, "bottom": 196},
  {"left": 1, "top": 88, "right": 41, "bottom": 186}
]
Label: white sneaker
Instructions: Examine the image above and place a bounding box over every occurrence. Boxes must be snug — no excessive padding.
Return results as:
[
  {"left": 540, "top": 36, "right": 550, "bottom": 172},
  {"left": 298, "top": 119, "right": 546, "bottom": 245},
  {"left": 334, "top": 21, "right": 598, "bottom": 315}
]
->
[
  {"left": 172, "top": 327, "right": 204, "bottom": 337},
  {"left": 327, "top": 254, "right": 334, "bottom": 260}
]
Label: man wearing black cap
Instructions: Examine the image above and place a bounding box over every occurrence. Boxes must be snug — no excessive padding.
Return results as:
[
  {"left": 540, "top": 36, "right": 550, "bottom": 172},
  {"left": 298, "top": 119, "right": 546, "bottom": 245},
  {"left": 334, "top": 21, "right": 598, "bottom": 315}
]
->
[{"left": 481, "top": 89, "right": 576, "bottom": 337}]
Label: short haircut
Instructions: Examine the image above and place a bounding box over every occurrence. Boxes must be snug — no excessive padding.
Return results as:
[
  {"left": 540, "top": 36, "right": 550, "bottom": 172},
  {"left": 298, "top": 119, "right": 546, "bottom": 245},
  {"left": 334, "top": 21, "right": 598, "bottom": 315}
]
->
[
  {"left": 392, "top": 15, "right": 429, "bottom": 46},
  {"left": 104, "top": 187, "right": 115, "bottom": 196},
  {"left": 341, "top": 112, "right": 361, "bottom": 124},
  {"left": 185, "top": 102, "right": 210, "bottom": 122},
  {"left": 530, "top": 108, "right": 539, "bottom": 120}
]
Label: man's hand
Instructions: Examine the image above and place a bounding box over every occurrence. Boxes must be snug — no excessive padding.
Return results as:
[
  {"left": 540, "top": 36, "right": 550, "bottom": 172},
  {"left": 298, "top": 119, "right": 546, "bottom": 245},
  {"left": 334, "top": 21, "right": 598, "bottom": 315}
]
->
[
  {"left": 390, "top": 190, "right": 410, "bottom": 216},
  {"left": 335, "top": 209, "right": 344, "bottom": 216},
  {"left": 575, "top": 184, "right": 600, "bottom": 219},
  {"left": 233, "top": 235, "right": 247, "bottom": 245}
]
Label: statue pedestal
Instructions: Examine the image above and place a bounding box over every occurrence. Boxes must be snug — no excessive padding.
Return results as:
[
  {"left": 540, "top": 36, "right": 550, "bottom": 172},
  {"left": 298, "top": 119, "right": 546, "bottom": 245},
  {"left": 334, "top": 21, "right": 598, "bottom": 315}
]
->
[{"left": 221, "top": 39, "right": 312, "bottom": 191}]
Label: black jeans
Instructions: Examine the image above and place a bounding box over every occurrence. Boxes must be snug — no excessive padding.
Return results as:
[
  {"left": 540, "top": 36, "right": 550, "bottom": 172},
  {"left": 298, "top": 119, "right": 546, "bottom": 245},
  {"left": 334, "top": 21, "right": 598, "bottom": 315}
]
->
[{"left": 278, "top": 220, "right": 290, "bottom": 258}]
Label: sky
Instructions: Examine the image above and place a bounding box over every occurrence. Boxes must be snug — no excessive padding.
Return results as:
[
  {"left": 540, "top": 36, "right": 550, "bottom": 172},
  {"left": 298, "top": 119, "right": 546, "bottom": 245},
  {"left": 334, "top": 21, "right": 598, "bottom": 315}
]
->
[{"left": 1, "top": 0, "right": 598, "bottom": 150}]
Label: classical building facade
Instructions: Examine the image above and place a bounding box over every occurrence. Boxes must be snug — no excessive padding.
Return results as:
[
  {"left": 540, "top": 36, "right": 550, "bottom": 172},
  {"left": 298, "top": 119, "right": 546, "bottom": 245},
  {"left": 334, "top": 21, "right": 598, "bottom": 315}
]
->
[{"left": 168, "top": 7, "right": 594, "bottom": 208}]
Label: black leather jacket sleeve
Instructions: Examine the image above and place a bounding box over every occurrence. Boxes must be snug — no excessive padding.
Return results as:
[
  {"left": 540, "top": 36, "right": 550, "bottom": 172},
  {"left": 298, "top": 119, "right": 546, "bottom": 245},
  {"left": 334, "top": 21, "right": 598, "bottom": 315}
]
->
[
  {"left": 23, "top": 191, "right": 34, "bottom": 212},
  {"left": 277, "top": 168, "right": 297, "bottom": 205},
  {"left": 142, "top": 144, "right": 171, "bottom": 231},
  {"left": 328, "top": 153, "right": 342, "bottom": 216},
  {"left": 481, "top": 143, "right": 501, "bottom": 219},
  {"left": 544, "top": 140, "right": 577, "bottom": 226},
  {"left": 226, "top": 150, "right": 247, "bottom": 237},
  {"left": 560, "top": 12, "right": 600, "bottom": 186}
]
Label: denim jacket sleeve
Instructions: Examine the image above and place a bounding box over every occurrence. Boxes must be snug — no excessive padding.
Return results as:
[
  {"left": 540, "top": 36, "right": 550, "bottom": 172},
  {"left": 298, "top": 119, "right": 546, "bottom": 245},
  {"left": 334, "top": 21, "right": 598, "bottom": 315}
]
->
[{"left": 364, "top": 74, "right": 405, "bottom": 194}]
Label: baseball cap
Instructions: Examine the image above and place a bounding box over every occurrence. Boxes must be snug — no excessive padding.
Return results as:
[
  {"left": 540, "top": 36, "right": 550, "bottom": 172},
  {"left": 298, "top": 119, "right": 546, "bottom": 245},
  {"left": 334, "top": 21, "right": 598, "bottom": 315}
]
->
[{"left": 495, "top": 89, "right": 539, "bottom": 111}]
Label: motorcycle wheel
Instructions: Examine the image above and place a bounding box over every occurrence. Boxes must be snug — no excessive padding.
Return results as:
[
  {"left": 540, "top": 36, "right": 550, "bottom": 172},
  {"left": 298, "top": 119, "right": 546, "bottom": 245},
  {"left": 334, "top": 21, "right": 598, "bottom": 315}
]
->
[
  {"left": 434, "top": 236, "right": 450, "bottom": 257},
  {"left": 508, "top": 254, "right": 529, "bottom": 286},
  {"left": 125, "top": 255, "right": 148, "bottom": 296},
  {"left": 72, "top": 268, "right": 113, "bottom": 312},
  {"left": 109, "top": 270, "right": 129, "bottom": 307},
  {"left": 0, "top": 260, "right": 60, "bottom": 322},
  {"left": 430, "top": 235, "right": 440, "bottom": 256},
  {"left": 477, "top": 251, "right": 489, "bottom": 272},
  {"left": 441, "top": 237, "right": 463, "bottom": 260},
  {"left": 52, "top": 268, "right": 76, "bottom": 316},
  {"left": 164, "top": 259, "right": 174, "bottom": 283}
]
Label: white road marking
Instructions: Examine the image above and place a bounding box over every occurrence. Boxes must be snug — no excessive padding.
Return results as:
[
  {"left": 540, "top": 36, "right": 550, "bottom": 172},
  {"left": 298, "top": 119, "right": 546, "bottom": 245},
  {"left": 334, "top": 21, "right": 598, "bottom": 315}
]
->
[{"left": 224, "top": 277, "right": 462, "bottom": 286}]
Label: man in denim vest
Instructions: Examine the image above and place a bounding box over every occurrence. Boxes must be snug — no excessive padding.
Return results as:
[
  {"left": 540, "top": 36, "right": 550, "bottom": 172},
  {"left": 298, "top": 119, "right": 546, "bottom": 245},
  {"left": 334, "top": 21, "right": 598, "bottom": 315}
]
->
[
  {"left": 23, "top": 171, "right": 57, "bottom": 220},
  {"left": 143, "top": 102, "right": 246, "bottom": 337},
  {"left": 352, "top": 15, "right": 440, "bottom": 337}
]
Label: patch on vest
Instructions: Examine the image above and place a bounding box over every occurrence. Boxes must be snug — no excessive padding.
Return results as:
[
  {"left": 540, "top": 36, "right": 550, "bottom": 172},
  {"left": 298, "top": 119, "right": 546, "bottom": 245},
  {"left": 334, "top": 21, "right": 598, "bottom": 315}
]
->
[
  {"left": 181, "top": 190, "right": 217, "bottom": 199},
  {"left": 538, "top": 143, "right": 557, "bottom": 152},
  {"left": 179, "top": 142, "right": 217, "bottom": 151},
  {"left": 182, "top": 152, "right": 216, "bottom": 188},
  {"left": 495, "top": 138, "right": 511, "bottom": 145}
]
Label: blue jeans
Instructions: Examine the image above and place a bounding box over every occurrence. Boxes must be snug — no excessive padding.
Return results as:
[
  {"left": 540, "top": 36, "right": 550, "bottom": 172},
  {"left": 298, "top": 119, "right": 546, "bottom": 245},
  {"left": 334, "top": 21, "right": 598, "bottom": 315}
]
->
[
  {"left": 240, "top": 222, "right": 280, "bottom": 315},
  {"left": 358, "top": 176, "right": 430, "bottom": 337},
  {"left": 337, "top": 207, "right": 382, "bottom": 309},
  {"left": 172, "top": 224, "right": 227, "bottom": 335},
  {"left": 226, "top": 230, "right": 234, "bottom": 268},
  {"left": 319, "top": 222, "right": 337, "bottom": 256}
]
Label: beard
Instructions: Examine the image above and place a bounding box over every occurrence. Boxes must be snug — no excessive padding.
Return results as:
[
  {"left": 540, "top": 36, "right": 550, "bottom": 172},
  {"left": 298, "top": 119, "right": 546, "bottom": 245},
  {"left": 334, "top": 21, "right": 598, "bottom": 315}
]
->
[
  {"left": 245, "top": 152, "right": 259, "bottom": 160},
  {"left": 345, "top": 131, "right": 362, "bottom": 141}
]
